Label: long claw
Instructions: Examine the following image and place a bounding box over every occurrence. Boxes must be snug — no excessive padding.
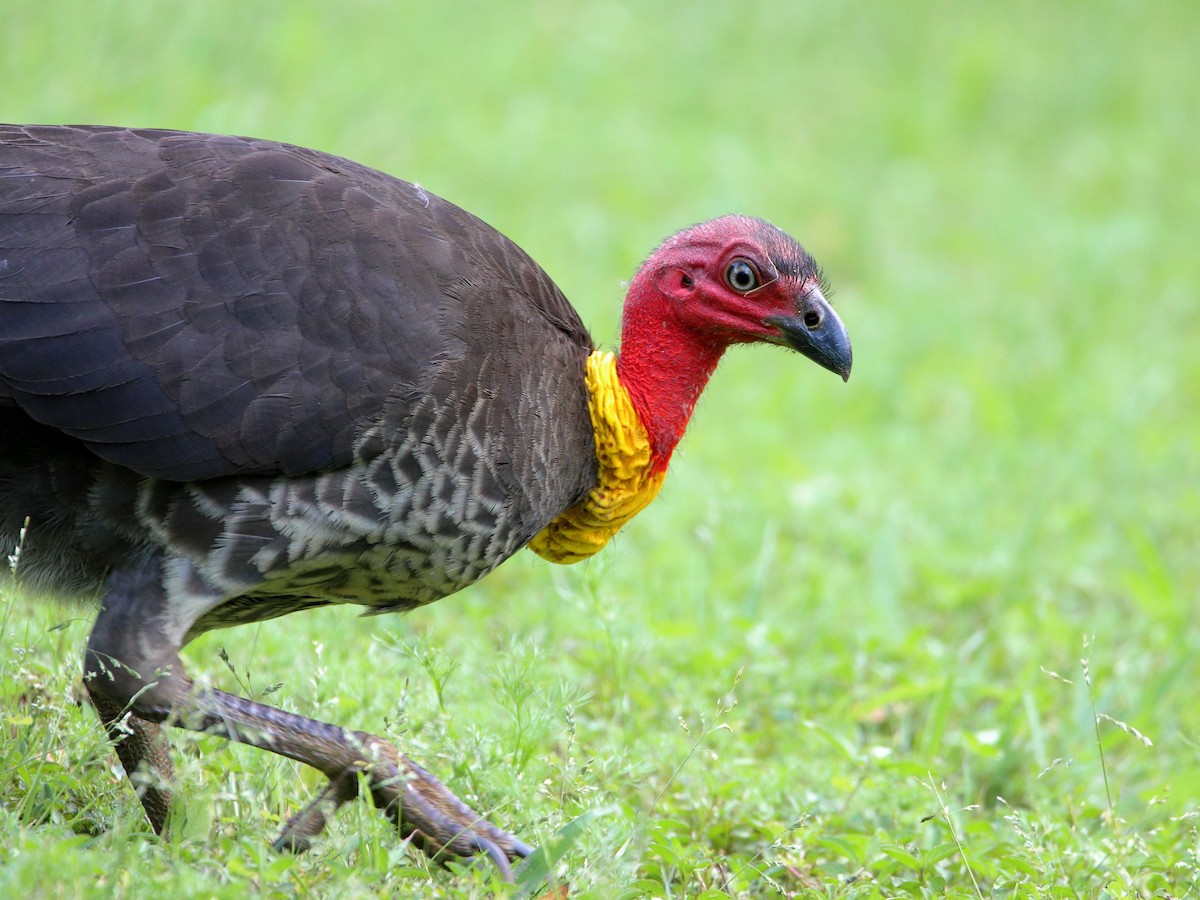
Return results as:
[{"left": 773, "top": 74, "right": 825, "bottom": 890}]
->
[
  {"left": 470, "top": 835, "right": 515, "bottom": 881},
  {"left": 367, "top": 751, "right": 528, "bottom": 879}
]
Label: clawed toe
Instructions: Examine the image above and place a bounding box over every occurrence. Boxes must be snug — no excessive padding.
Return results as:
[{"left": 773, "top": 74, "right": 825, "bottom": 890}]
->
[
  {"left": 465, "top": 833, "right": 535, "bottom": 881},
  {"left": 467, "top": 834, "right": 516, "bottom": 881},
  {"left": 273, "top": 769, "right": 360, "bottom": 853},
  {"left": 270, "top": 747, "right": 529, "bottom": 882},
  {"left": 378, "top": 755, "right": 530, "bottom": 879}
]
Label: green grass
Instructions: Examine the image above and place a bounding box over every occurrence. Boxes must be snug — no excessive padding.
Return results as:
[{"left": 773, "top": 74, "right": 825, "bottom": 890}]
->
[{"left": 2, "top": 0, "right": 1199, "bottom": 896}]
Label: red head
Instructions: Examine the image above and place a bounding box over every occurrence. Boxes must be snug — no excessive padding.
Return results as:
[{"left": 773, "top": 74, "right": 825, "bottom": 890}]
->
[{"left": 616, "top": 215, "right": 851, "bottom": 471}]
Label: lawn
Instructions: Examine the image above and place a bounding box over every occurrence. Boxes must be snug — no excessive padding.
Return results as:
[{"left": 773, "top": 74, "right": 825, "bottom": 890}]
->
[{"left": 2, "top": 1, "right": 1198, "bottom": 897}]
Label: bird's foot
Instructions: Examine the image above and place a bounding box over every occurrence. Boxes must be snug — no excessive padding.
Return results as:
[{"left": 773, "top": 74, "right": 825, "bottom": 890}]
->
[
  {"left": 274, "top": 734, "right": 530, "bottom": 880},
  {"left": 387, "top": 754, "right": 534, "bottom": 880}
]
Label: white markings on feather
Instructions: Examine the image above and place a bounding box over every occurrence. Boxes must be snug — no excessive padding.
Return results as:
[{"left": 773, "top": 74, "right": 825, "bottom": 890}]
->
[
  {"left": 186, "top": 485, "right": 229, "bottom": 519},
  {"left": 161, "top": 556, "right": 227, "bottom": 647},
  {"left": 140, "top": 380, "right": 532, "bottom": 623}
]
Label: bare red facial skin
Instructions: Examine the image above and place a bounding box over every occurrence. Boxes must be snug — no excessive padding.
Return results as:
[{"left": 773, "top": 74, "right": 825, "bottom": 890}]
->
[{"left": 614, "top": 215, "right": 824, "bottom": 472}]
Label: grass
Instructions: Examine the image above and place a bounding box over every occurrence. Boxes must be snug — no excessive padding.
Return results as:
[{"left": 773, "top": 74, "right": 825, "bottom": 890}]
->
[{"left": 2, "top": 0, "right": 1199, "bottom": 896}]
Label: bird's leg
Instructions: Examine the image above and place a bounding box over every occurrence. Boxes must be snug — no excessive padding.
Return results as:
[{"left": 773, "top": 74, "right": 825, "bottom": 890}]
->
[
  {"left": 83, "top": 678, "right": 175, "bottom": 833},
  {"left": 189, "top": 687, "right": 533, "bottom": 875},
  {"left": 84, "top": 561, "right": 530, "bottom": 876}
]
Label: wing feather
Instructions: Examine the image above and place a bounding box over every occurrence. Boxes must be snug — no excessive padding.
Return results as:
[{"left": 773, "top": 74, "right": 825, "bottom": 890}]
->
[{"left": 0, "top": 125, "right": 592, "bottom": 481}]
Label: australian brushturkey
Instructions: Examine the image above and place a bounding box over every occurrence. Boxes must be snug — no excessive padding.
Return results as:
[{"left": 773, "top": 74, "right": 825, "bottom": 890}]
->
[{"left": 0, "top": 125, "right": 851, "bottom": 877}]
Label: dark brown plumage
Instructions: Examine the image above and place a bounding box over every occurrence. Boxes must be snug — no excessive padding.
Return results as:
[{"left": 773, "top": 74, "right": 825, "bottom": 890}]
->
[{"left": 0, "top": 125, "right": 851, "bottom": 878}]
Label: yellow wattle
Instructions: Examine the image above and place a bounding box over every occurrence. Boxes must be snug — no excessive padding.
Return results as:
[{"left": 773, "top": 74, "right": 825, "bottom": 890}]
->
[{"left": 528, "top": 350, "right": 666, "bottom": 564}]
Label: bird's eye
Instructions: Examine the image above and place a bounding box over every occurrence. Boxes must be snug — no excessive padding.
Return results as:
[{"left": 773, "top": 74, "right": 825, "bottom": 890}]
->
[{"left": 724, "top": 259, "right": 759, "bottom": 293}]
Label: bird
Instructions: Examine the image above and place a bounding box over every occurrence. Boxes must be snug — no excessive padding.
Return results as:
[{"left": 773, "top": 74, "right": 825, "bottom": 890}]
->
[{"left": 0, "top": 124, "right": 851, "bottom": 879}]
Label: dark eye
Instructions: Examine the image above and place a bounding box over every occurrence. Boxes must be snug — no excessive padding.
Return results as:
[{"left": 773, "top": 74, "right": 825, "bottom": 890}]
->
[{"left": 725, "top": 259, "right": 759, "bottom": 293}]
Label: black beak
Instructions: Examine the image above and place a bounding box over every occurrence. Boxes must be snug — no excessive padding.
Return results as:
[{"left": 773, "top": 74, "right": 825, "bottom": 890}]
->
[{"left": 763, "top": 289, "right": 852, "bottom": 381}]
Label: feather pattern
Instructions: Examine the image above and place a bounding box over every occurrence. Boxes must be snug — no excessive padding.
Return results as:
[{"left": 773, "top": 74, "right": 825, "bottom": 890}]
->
[{"left": 0, "top": 125, "right": 597, "bottom": 625}]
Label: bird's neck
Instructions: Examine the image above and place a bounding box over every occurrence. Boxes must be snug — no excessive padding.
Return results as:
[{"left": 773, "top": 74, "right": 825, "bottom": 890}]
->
[
  {"left": 614, "top": 291, "right": 727, "bottom": 474},
  {"left": 525, "top": 290, "right": 726, "bottom": 566}
]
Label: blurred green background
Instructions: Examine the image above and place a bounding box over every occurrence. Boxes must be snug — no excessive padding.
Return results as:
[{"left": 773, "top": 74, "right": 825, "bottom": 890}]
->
[{"left": 2, "top": 1, "right": 1198, "bottom": 896}]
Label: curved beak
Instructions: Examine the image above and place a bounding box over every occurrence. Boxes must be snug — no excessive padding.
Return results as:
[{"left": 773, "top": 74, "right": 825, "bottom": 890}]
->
[{"left": 763, "top": 289, "right": 853, "bottom": 381}]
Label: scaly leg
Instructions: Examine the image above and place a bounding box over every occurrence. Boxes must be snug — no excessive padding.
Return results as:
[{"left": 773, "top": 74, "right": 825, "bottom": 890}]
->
[{"left": 84, "top": 682, "right": 174, "bottom": 833}]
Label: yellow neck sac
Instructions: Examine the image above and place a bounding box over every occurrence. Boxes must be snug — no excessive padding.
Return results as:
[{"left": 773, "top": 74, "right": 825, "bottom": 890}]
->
[{"left": 529, "top": 351, "right": 666, "bottom": 564}]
